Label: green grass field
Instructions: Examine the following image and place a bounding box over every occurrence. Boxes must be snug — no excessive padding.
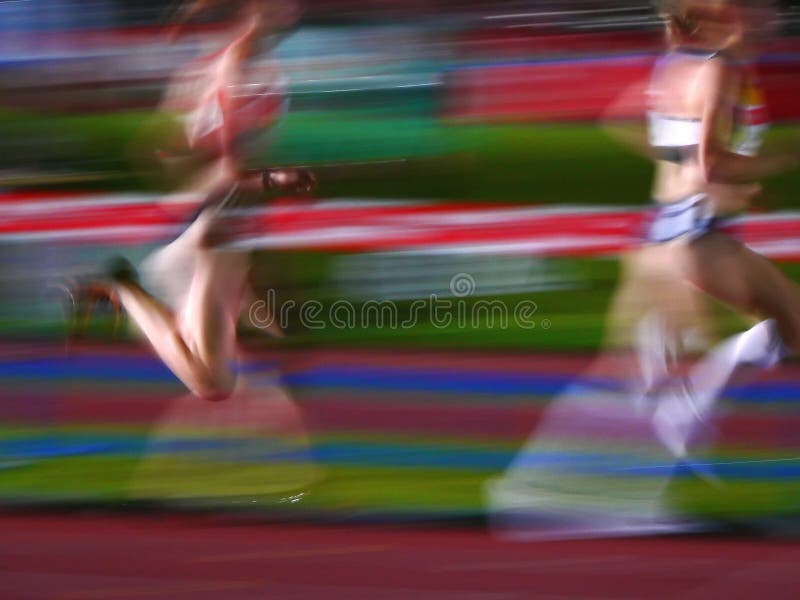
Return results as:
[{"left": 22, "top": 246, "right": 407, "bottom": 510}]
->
[
  {"left": 3, "top": 109, "right": 800, "bottom": 349},
  {"left": 4, "top": 108, "right": 800, "bottom": 207}
]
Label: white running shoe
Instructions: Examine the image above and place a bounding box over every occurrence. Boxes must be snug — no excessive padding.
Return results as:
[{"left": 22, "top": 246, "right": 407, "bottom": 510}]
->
[{"left": 651, "top": 379, "right": 699, "bottom": 460}]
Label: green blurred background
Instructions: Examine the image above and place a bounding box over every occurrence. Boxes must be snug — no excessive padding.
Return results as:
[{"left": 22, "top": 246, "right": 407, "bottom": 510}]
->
[
  {"left": 2, "top": 12, "right": 800, "bottom": 526},
  {"left": 3, "top": 107, "right": 799, "bottom": 349}
]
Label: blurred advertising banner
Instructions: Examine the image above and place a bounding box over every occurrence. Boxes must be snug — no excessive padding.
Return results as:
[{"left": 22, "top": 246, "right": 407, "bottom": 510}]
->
[
  {"left": 1, "top": 193, "right": 799, "bottom": 259},
  {"left": 446, "top": 51, "right": 800, "bottom": 123},
  {"left": 0, "top": 24, "right": 442, "bottom": 114}
]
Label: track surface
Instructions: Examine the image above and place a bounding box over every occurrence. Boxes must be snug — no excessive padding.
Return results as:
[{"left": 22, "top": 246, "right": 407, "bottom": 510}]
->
[
  {"left": 1, "top": 512, "right": 800, "bottom": 599},
  {"left": 3, "top": 345, "right": 800, "bottom": 598}
]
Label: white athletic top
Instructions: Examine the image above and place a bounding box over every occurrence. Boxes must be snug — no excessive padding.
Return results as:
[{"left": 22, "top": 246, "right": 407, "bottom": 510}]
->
[
  {"left": 646, "top": 49, "right": 770, "bottom": 160},
  {"left": 647, "top": 113, "right": 702, "bottom": 149}
]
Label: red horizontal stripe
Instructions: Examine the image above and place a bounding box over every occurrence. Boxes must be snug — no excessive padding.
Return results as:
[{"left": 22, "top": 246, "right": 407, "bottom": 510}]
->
[{"left": 1, "top": 193, "right": 798, "bottom": 259}]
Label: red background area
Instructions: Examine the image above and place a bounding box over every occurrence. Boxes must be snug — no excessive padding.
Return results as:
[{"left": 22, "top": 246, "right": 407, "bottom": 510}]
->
[{"left": 447, "top": 36, "right": 800, "bottom": 122}]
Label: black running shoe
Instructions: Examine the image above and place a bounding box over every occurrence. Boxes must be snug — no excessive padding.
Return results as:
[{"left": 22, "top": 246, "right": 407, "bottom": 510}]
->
[{"left": 104, "top": 255, "right": 139, "bottom": 285}]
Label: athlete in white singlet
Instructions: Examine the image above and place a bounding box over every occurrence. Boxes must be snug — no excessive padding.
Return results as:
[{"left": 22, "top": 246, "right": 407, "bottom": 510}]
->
[
  {"left": 637, "top": 0, "right": 800, "bottom": 459},
  {"left": 486, "top": 0, "right": 800, "bottom": 534}
]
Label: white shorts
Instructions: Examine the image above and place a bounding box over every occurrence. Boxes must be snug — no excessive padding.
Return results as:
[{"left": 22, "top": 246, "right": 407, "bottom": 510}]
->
[{"left": 645, "top": 194, "right": 720, "bottom": 243}]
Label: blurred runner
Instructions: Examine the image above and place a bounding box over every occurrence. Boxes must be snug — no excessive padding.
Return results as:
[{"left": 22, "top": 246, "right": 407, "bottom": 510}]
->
[
  {"left": 74, "top": 0, "right": 314, "bottom": 402},
  {"left": 61, "top": 0, "right": 320, "bottom": 503},
  {"left": 642, "top": 0, "right": 800, "bottom": 460},
  {"left": 487, "top": 0, "right": 800, "bottom": 536}
]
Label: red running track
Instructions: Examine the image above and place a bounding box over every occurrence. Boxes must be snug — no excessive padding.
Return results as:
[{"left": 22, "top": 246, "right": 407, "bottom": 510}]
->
[{"left": 1, "top": 512, "right": 799, "bottom": 599}]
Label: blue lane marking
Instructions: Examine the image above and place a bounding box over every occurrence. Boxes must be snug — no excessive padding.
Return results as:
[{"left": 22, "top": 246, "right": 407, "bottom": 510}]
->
[
  {"left": 5, "top": 433, "right": 800, "bottom": 480},
  {"left": 282, "top": 366, "right": 619, "bottom": 396},
  {"left": 0, "top": 356, "right": 280, "bottom": 384},
  {"left": 1, "top": 355, "right": 799, "bottom": 404},
  {"left": 514, "top": 452, "right": 800, "bottom": 480},
  {"left": 283, "top": 365, "right": 800, "bottom": 404},
  {"left": 307, "top": 442, "right": 510, "bottom": 470},
  {"left": 284, "top": 367, "right": 596, "bottom": 395},
  {"left": 501, "top": 454, "right": 800, "bottom": 479},
  {"left": 0, "top": 435, "right": 294, "bottom": 460},
  {"left": 725, "top": 382, "right": 800, "bottom": 404},
  {"left": 0, "top": 356, "right": 176, "bottom": 383},
  {"left": 618, "top": 461, "right": 800, "bottom": 478},
  {"left": 2, "top": 438, "right": 121, "bottom": 459}
]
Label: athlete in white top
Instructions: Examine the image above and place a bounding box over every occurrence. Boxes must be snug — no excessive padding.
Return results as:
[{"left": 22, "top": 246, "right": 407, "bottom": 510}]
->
[
  {"left": 632, "top": 0, "right": 800, "bottom": 459},
  {"left": 486, "top": 0, "right": 800, "bottom": 533}
]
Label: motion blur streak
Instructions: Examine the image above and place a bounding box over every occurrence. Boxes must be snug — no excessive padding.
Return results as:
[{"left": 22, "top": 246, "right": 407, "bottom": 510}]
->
[{"left": 3, "top": 1, "right": 800, "bottom": 598}]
